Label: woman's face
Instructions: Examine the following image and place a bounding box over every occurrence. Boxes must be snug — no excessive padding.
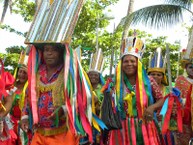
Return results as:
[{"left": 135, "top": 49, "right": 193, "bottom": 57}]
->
[
  {"left": 43, "top": 45, "right": 62, "bottom": 67},
  {"left": 122, "top": 55, "right": 137, "bottom": 77},
  {"left": 18, "top": 67, "right": 28, "bottom": 84},
  {"left": 149, "top": 71, "right": 163, "bottom": 85},
  {"left": 186, "top": 63, "right": 193, "bottom": 79},
  {"left": 88, "top": 71, "right": 100, "bottom": 85}
]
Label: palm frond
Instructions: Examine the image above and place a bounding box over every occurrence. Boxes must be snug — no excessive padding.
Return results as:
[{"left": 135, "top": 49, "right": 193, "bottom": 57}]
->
[
  {"left": 164, "top": 0, "right": 192, "bottom": 9},
  {"left": 130, "top": 4, "right": 188, "bottom": 29}
]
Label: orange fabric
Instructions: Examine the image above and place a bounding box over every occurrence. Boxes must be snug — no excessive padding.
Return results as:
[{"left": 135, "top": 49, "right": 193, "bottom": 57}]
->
[{"left": 31, "top": 130, "right": 79, "bottom": 145}]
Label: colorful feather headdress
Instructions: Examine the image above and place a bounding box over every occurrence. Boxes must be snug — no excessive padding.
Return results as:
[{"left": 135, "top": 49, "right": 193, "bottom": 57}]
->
[
  {"left": 24, "top": 0, "right": 93, "bottom": 142},
  {"left": 121, "top": 36, "right": 145, "bottom": 59},
  {"left": 89, "top": 48, "right": 104, "bottom": 73},
  {"left": 147, "top": 47, "right": 168, "bottom": 85}
]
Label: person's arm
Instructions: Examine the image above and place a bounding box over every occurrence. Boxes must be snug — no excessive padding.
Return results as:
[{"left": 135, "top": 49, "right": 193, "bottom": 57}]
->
[
  {"left": 0, "top": 95, "right": 13, "bottom": 118},
  {"left": 143, "top": 76, "right": 164, "bottom": 121}
]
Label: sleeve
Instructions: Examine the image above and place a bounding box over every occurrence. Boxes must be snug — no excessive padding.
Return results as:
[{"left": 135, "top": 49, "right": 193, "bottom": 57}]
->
[{"left": 149, "top": 76, "right": 163, "bottom": 101}]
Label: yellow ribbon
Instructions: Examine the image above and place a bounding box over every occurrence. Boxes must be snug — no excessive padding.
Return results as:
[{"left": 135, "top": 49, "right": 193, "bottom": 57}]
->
[
  {"left": 0, "top": 101, "right": 6, "bottom": 111},
  {"left": 116, "top": 61, "right": 122, "bottom": 100},
  {"left": 138, "top": 60, "right": 144, "bottom": 115},
  {"left": 19, "top": 81, "right": 28, "bottom": 110},
  {"left": 123, "top": 91, "right": 135, "bottom": 116},
  {"left": 83, "top": 70, "right": 101, "bottom": 132},
  {"left": 92, "top": 118, "right": 101, "bottom": 132}
]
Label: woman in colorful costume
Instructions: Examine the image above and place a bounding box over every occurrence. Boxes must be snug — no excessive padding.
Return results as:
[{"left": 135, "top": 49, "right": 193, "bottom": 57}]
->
[
  {"left": 174, "top": 49, "right": 193, "bottom": 145},
  {"left": 107, "top": 36, "right": 165, "bottom": 145},
  {"left": 80, "top": 48, "right": 108, "bottom": 145},
  {"left": 0, "top": 59, "right": 17, "bottom": 145},
  {"left": 147, "top": 47, "right": 176, "bottom": 145},
  {"left": 9, "top": 50, "right": 32, "bottom": 145},
  {"left": 20, "top": 1, "right": 93, "bottom": 145}
]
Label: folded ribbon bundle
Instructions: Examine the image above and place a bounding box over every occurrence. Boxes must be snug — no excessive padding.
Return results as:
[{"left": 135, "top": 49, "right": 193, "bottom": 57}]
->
[{"left": 160, "top": 88, "right": 183, "bottom": 134}]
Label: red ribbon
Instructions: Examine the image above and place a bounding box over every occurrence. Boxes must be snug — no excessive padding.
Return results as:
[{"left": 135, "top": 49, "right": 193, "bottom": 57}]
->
[
  {"left": 162, "top": 94, "right": 183, "bottom": 134},
  {"left": 136, "top": 75, "right": 142, "bottom": 118},
  {"left": 77, "top": 70, "right": 92, "bottom": 142},
  {"left": 142, "top": 123, "right": 149, "bottom": 145},
  {"left": 101, "top": 77, "right": 112, "bottom": 93},
  {"left": 131, "top": 118, "right": 136, "bottom": 145},
  {"left": 0, "top": 59, "right": 8, "bottom": 97},
  {"left": 183, "top": 85, "right": 192, "bottom": 125}
]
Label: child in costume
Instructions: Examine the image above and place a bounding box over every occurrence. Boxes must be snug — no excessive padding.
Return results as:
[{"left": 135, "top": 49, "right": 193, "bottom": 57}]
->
[
  {"left": 106, "top": 36, "right": 165, "bottom": 145},
  {"left": 174, "top": 49, "right": 193, "bottom": 145}
]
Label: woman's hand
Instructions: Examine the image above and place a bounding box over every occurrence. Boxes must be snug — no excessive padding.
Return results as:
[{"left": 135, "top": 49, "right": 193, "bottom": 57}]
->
[
  {"left": 20, "top": 119, "right": 29, "bottom": 132},
  {"left": 47, "top": 106, "right": 65, "bottom": 120},
  {"left": 143, "top": 105, "right": 154, "bottom": 122}
]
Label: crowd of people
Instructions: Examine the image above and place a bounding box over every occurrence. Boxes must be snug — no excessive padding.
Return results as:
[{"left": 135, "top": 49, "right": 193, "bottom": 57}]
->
[
  {"left": 0, "top": 36, "right": 192, "bottom": 145},
  {"left": 0, "top": 1, "right": 193, "bottom": 144}
]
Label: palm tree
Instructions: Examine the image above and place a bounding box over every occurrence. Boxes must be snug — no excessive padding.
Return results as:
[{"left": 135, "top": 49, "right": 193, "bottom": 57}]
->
[
  {"left": 122, "top": 0, "right": 135, "bottom": 40},
  {"left": 0, "top": 0, "right": 12, "bottom": 24},
  {"left": 121, "top": 0, "right": 193, "bottom": 59}
]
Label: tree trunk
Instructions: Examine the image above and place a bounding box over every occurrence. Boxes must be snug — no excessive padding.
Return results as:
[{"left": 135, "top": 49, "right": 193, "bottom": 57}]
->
[
  {"left": 0, "top": 0, "right": 9, "bottom": 24},
  {"left": 185, "top": 25, "right": 193, "bottom": 59},
  {"left": 122, "top": 0, "right": 135, "bottom": 40}
]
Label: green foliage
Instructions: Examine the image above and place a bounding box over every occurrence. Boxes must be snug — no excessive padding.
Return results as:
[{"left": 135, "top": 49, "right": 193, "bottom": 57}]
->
[
  {"left": 72, "top": 0, "right": 119, "bottom": 71},
  {"left": 5, "top": 45, "right": 24, "bottom": 54},
  {"left": 0, "top": 0, "right": 185, "bottom": 80},
  {"left": 11, "top": 0, "right": 35, "bottom": 22},
  {"left": 0, "top": 24, "right": 25, "bottom": 36},
  {"left": 0, "top": 46, "right": 24, "bottom": 73},
  {"left": 0, "top": 53, "right": 20, "bottom": 73}
]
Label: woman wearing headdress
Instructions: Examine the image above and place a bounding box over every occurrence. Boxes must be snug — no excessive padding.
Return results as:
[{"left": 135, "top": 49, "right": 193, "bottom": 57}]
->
[
  {"left": 20, "top": 1, "right": 94, "bottom": 144},
  {"left": 147, "top": 48, "right": 176, "bottom": 145},
  {"left": 0, "top": 59, "right": 17, "bottom": 145},
  {"left": 174, "top": 49, "right": 193, "bottom": 145},
  {"left": 80, "top": 48, "right": 108, "bottom": 145},
  {"left": 106, "top": 37, "right": 165, "bottom": 145},
  {"left": 9, "top": 49, "right": 32, "bottom": 145}
]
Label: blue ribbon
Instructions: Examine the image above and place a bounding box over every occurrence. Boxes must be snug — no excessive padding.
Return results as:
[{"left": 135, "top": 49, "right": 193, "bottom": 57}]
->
[
  {"left": 160, "top": 97, "right": 169, "bottom": 116},
  {"left": 92, "top": 114, "right": 108, "bottom": 130},
  {"left": 172, "top": 88, "right": 182, "bottom": 103}
]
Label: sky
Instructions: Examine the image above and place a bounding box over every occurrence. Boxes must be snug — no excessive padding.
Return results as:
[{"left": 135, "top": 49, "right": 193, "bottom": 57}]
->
[{"left": 0, "top": 0, "right": 192, "bottom": 53}]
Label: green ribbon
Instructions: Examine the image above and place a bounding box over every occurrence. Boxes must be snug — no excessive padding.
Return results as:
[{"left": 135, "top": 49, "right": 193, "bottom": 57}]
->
[{"left": 123, "top": 74, "right": 137, "bottom": 117}]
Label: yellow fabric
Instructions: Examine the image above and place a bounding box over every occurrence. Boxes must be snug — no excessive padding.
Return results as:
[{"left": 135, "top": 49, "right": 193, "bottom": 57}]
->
[
  {"left": 36, "top": 69, "right": 65, "bottom": 107},
  {"left": 37, "top": 125, "right": 67, "bottom": 136},
  {"left": 116, "top": 61, "right": 121, "bottom": 100},
  {"left": 50, "top": 0, "right": 54, "bottom": 5},
  {"left": 13, "top": 67, "right": 18, "bottom": 79},
  {"left": 92, "top": 118, "right": 101, "bottom": 132},
  {"left": 83, "top": 70, "right": 101, "bottom": 132},
  {"left": 19, "top": 81, "right": 28, "bottom": 110},
  {"left": 123, "top": 91, "right": 135, "bottom": 116},
  {"left": 0, "top": 101, "right": 6, "bottom": 111},
  {"left": 138, "top": 60, "right": 143, "bottom": 116}
]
